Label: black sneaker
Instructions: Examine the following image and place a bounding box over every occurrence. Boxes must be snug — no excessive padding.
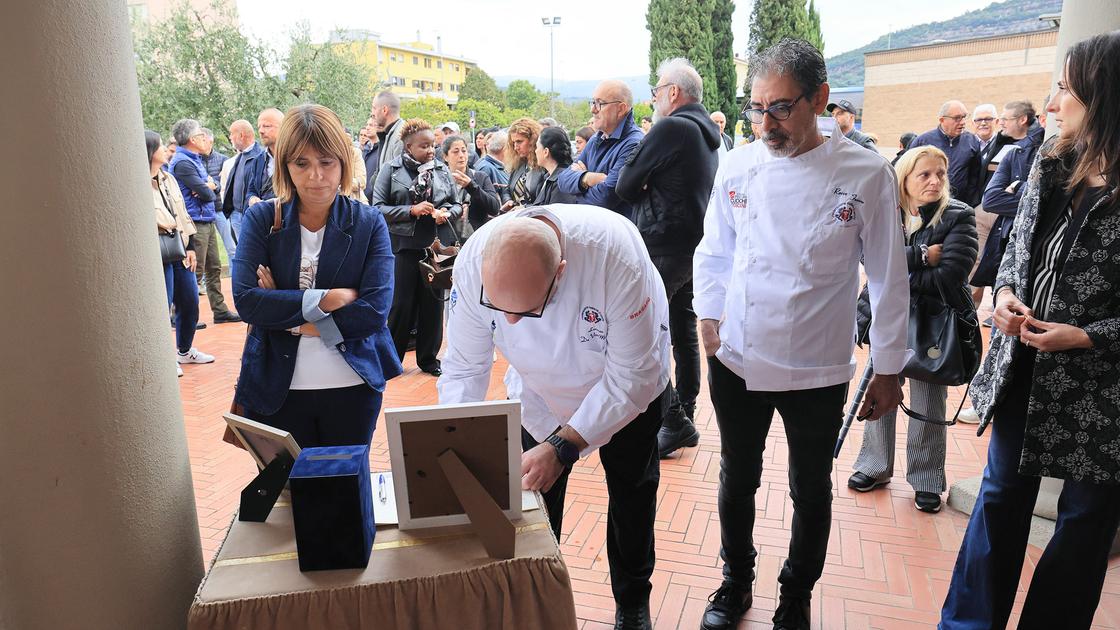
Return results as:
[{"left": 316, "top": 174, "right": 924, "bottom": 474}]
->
[
  {"left": 613, "top": 603, "right": 652, "bottom": 630},
  {"left": 915, "top": 491, "right": 942, "bottom": 513},
  {"left": 213, "top": 312, "right": 242, "bottom": 324},
  {"left": 847, "top": 471, "right": 889, "bottom": 493},
  {"left": 701, "top": 580, "right": 753, "bottom": 630},
  {"left": 657, "top": 407, "right": 700, "bottom": 458},
  {"left": 773, "top": 595, "right": 810, "bottom": 630}
]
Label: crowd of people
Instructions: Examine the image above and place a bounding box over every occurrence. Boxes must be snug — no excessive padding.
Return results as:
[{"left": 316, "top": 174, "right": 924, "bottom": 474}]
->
[{"left": 147, "top": 29, "right": 1120, "bottom": 630}]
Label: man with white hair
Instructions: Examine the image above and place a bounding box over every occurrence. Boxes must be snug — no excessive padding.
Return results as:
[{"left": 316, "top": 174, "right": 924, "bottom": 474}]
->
[
  {"left": 617, "top": 57, "right": 722, "bottom": 459},
  {"left": 710, "top": 111, "right": 734, "bottom": 151},
  {"left": 219, "top": 118, "right": 260, "bottom": 242},
  {"left": 909, "top": 100, "right": 983, "bottom": 205},
  {"left": 555, "top": 80, "right": 645, "bottom": 220},
  {"left": 971, "top": 103, "right": 998, "bottom": 151},
  {"left": 474, "top": 130, "right": 510, "bottom": 205},
  {"left": 439, "top": 207, "right": 671, "bottom": 630}
]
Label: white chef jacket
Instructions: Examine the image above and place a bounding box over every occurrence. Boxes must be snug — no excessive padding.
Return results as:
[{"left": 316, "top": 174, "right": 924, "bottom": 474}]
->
[
  {"left": 437, "top": 205, "right": 671, "bottom": 454},
  {"left": 693, "top": 131, "right": 910, "bottom": 391}
]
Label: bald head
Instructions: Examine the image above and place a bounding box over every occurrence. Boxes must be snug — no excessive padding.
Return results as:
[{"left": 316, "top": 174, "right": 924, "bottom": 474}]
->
[
  {"left": 229, "top": 119, "right": 255, "bottom": 152},
  {"left": 257, "top": 108, "right": 284, "bottom": 149},
  {"left": 591, "top": 80, "right": 634, "bottom": 136},
  {"left": 937, "top": 100, "right": 968, "bottom": 138},
  {"left": 481, "top": 217, "right": 563, "bottom": 322}
]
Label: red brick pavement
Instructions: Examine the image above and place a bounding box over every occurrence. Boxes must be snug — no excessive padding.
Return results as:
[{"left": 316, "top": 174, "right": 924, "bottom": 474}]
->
[{"left": 180, "top": 281, "right": 1120, "bottom": 628}]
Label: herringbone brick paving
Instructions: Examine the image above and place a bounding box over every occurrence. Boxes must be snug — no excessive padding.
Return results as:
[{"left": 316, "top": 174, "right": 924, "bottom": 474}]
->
[{"left": 180, "top": 280, "right": 1120, "bottom": 628}]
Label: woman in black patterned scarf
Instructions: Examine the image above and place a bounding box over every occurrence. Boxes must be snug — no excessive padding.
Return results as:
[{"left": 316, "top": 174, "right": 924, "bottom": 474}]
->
[
  {"left": 371, "top": 118, "right": 462, "bottom": 376},
  {"left": 941, "top": 31, "right": 1120, "bottom": 630}
]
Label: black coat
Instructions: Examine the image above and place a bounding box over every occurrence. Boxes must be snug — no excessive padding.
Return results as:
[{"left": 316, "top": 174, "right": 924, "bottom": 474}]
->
[
  {"left": 531, "top": 168, "right": 581, "bottom": 207},
  {"left": 461, "top": 168, "right": 501, "bottom": 231},
  {"left": 616, "top": 102, "right": 722, "bottom": 256},
  {"left": 857, "top": 198, "right": 978, "bottom": 343},
  {"left": 370, "top": 157, "right": 462, "bottom": 252}
]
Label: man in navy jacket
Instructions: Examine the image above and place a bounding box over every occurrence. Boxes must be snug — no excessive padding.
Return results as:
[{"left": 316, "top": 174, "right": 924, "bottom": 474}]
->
[
  {"left": 242, "top": 108, "right": 284, "bottom": 211},
  {"left": 909, "top": 100, "right": 983, "bottom": 206},
  {"left": 555, "top": 80, "right": 645, "bottom": 220}
]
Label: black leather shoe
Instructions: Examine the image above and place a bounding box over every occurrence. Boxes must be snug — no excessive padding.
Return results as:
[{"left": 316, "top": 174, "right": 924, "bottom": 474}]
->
[
  {"left": 213, "top": 312, "right": 242, "bottom": 324},
  {"left": 847, "top": 471, "right": 888, "bottom": 493},
  {"left": 613, "top": 603, "right": 652, "bottom": 630},
  {"left": 657, "top": 408, "right": 700, "bottom": 458},
  {"left": 195, "top": 322, "right": 208, "bottom": 330},
  {"left": 915, "top": 491, "right": 942, "bottom": 513},
  {"left": 420, "top": 366, "right": 442, "bottom": 377},
  {"left": 701, "top": 580, "right": 753, "bottom": 630},
  {"left": 773, "top": 595, "right": 810, "bottom": 630}
]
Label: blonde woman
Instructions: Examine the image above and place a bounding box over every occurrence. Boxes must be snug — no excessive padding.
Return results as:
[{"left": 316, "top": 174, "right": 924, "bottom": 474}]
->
[
  {"left": 849, "top": 145, "right": 978, "bottom": 513},
  {"left": 501, "top": 117, "right": 545, "bottom": 210}
]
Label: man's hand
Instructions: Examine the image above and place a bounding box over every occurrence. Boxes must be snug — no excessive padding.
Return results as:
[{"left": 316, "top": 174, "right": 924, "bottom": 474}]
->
[
  {"left": 993, "top": 288, "right": 1032, "bottom": 337},
  {"left": 570, "top": 161, "right": 588, "bottom": 173},
  {"left": 319, "top": 288, "right": 358, "bottom": 312},
  {"left": 700, "top": 319, "right": 721, "bottom": 357},
  {"left": 1019, "top": 315, "right": 1093, "bottom": 352},
  {"left": 926, "top": 244, "right": 942, "bottom": 266},
  {"left": 521, "top": 444, "right": 565, "bottom": 493},
  {"left": 859, "top": 373, "right": 903, "bottom": 421},
  {"left": 410, "top": 201, "right": 435, "bottom": 217},
  {"left": 206, "top": 176, "right": 218, "bottom": 191},
  {"left": 183, "top": 250, "right": 197, "bottom": 273},
  {"left": 583, "top": 172, "right": 608, "bottom": 187}
]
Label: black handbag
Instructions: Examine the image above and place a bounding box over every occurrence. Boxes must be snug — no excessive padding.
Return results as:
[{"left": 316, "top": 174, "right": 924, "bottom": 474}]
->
[
  {"left": 418, "top": 220, "right": 460, "bottom": 295},
  {"left": 159, "top": 229, "right": 186, "bottom": 264},
  {"left": 900, "top": 282, "right": 982, "bottom": 387}
]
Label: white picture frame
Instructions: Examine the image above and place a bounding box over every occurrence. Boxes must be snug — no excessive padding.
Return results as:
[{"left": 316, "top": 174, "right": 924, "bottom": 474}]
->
[
  {"left": 223, "top": 413, "right": 302, "bottom": 470},
  {"left": 384, "top": 400, "right": 522, "bottom": 530}
]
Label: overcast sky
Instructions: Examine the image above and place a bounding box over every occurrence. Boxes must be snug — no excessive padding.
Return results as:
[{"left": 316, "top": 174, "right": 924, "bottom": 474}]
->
[{"left": 237, "top": 0, "right": 989, "bottom": 81}]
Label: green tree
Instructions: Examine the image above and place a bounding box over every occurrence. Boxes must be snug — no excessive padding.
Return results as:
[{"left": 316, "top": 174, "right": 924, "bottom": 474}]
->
[
  {"left": 400, "top": 96, "right": 452, "bottom": 126},
  {"left": 284, "top": 26, "right": 376, "bottom": 133},
  {"left": 632, "top": 102, "right": 654, "bottom": 126},
  {"left": 709, "top": 0, "right": 738, "bottom": 117},
  {"left": 646, "top": 0, "right": 717, "bottom": 116},
  {"left": 459, "top": 67, "right": 504, "bottom": 108},
  {"left": 449, "top": 99, "right": 504, "bottom": 131},
  {"left": 505, "top": 79, "right": 542, "bottom": 111},
  {"left": 745, "top": 0, "right": 824, "bottom": 98}
]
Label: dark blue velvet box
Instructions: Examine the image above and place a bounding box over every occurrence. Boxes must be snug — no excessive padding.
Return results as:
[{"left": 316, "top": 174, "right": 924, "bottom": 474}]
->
[{"left": 289, "top": 445, "right": 375, "bottom": 572}]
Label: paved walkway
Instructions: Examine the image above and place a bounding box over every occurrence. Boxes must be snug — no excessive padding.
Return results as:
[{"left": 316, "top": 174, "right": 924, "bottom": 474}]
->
[{"left": 180, "top": 281, "right": 1120, "bottom": 628}]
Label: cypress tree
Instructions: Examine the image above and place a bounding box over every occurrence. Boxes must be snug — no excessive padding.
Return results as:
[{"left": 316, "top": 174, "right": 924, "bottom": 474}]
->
[
  {"left": 646, "top": 0, "right": 716, "bottom": 112},
  {"left": 709, "top": 0, "right": 738, "bottom": 117},
  {"left": 805, "top": 0, "right": 825, "bottom": 53}
]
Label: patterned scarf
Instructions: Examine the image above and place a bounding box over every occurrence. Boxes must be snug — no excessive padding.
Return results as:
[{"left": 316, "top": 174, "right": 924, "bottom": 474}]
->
[
  {"left": 403, "top": 152, "right": 436, "bottom": 204},
  {"left": 513, "top": 169, "right": 531, "bottom": 205}
]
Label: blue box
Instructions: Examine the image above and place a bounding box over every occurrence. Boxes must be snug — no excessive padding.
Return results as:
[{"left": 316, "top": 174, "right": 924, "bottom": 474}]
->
[{"left": 289, "top": 444, "right": 375, "bottom": 572}]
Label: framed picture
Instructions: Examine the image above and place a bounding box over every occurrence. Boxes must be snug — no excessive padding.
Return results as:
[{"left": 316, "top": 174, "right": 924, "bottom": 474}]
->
[
  {"left": 384, "top": 400, "right": 522, "bottom": 530},
  {"left": 223, "top": 413, "right": 302, "bottom": 470}
]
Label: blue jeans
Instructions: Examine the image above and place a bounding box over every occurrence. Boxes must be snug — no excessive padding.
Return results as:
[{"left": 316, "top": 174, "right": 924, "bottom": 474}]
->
[
  {"left": 164, "top": 261, "right": 199, "bottom": 353},
  {"left": 245, "top": 385, "right": 382, "bottom": 449},
  {"left": 230, "top": 209, "right": 244, "bottom": 244},
  {"left": 940, "top": 352, "right": 1120, "bottom": 629},
  {"left": 214, "top": 210, "right": 236, "bottom": 259}
]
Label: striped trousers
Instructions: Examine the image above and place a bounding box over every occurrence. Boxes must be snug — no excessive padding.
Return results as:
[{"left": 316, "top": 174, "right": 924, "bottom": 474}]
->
[{"left": 853, "top": 378, "right": 947, "bottom": 493}]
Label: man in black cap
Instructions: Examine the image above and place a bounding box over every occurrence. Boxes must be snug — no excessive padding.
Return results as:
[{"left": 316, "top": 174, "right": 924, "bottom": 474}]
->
[{"left": 826, "top": 99, "right": 877, "bottom": 151}]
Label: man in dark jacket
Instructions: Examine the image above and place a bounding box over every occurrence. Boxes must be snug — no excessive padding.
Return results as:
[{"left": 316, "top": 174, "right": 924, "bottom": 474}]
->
[
  {"left": 222, "top": 119, "right": 264, "bottom": 241},
  {"left": 617, "top": 57, "right": 721, "bottom": 458},
  {"left": 556, "top": 80, "right": 645, "bottom": 220},
  {"left": 826, "top": 99, "right": 876, "bottom": 151},
  {"left": 198, "top": 128, "right": 234, "bottom": 262},
  {"left": 710, "top": 111, "right": 735, "bottom": 151},
  {"left": 242, "top": 108, "right": 284, "bottom": 210},
  {"left": 909, "top": 100, "right": 982, "bottom": 206}
]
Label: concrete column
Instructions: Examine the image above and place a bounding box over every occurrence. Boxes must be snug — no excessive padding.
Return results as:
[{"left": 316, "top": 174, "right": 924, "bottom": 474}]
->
[
  {"left": 949, "top": 0, "right": 1120, "bottom": 547},
  {"left": 0, "top": 2, "right": 203, "bottom": 628}
]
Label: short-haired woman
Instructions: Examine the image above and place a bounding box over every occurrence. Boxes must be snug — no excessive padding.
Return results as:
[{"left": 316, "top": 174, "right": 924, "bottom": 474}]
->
[
  {"left": 575, "top": 126, "right": 594, "bottom": 157},
  {"left": 849, "top": 145, "right": 978, "bottom": 514},
  {"left": 532, "top": 127, "right": 581, "bottom": 206},
  {"left": 232, "top": 104, "right": 401, "bottom": 448},
  {"left": 940, "top": 31, "right": 1120, "bottom": 629},
  {"left": 148, "top": 130, "right": 213, "bottom": 376},
  {"left": 501, "top": 117, "right": 545, "bottom": 211},
  {"left": 372, "top": 119, "right": 462, "bottom": 376}
]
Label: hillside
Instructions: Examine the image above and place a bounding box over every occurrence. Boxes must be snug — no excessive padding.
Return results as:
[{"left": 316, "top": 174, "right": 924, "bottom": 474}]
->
[{"left": 826, "top": 0, "right": 1062, "bottom": 87}]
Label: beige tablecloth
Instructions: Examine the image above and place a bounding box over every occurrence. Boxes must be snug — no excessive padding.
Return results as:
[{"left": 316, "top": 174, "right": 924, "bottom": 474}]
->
[{"left": 188, "top": 498, "right": 577, "bottom": 630}]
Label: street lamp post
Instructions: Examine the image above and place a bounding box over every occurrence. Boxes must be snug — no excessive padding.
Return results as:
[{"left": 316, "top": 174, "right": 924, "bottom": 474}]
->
[{"left": 541, "top": 17, "right": 561, "bottom": 118}]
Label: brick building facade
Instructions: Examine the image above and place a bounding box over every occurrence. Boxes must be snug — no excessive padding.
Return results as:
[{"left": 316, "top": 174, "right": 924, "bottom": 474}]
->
[{"left": 861, "top": 29, "right": 1057, "bottom": 154}]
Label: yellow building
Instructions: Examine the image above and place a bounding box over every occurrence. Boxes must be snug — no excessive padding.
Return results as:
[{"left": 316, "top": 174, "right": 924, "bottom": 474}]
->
[{"left": 331, "top": 30, "right": 478, "bottom": 105}]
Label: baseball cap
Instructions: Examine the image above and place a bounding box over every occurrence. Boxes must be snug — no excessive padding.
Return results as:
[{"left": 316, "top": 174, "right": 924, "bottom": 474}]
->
[
  {"left": 440, "top": 121, "right": 460, "bottom": 134},
  {"left": 826, "top": 99, "right": 858, "bottom": 115}
]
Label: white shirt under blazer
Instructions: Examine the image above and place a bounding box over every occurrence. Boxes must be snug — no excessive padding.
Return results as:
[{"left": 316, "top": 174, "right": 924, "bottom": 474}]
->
[
  {"left": 693, "top": 130, "right": 911, "bottom": 391},
  {"left": 438, "top": 205, "right": 671, "bottom": 453}
]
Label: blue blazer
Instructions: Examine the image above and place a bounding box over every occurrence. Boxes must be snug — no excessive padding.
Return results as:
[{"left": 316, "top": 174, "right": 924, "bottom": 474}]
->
[{"left": 231, "top": 194, "right": 402, "bottom": 415}]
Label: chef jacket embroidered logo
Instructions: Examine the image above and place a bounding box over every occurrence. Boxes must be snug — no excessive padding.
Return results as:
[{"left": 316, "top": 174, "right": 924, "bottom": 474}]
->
[
  {"left": 728, "top": 190, "right": 747, "bottom": 209},
  {"left": 582, "top": 306, "right": 603, "bottom": 325},
  {"left": 833, "top": 201, "right": 855, "bottom": 223},
  {"left": 449, "top": 287, "right": 458, "bottom": 310}
]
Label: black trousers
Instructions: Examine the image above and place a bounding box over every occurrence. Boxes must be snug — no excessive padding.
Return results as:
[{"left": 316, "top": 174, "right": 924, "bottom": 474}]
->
[
  {"left": 246, "top": 384, "right": 382, "bottom": 449},
  {"left": 650, "top": 254, "right": 700, "bottom": 415},
  {"left": 708, "top": 357, "right": 845, "bottom": 599},
  {"left": 387, "top": 248, "right": 443, "bottom": 371},
  {"left": 522, "top": 386, "right": 669, "bottom": 608}
]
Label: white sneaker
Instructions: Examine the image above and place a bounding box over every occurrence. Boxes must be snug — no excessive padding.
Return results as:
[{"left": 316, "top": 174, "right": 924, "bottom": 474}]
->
[
  {"left": 177, "top": 364, "right": 184, "bottom": 377},
  {"left": 957, "top": 407, "right": 980, "bottom": 424},
  {"left": 177, "top": 347, "right": 215, "bottom": 364}
]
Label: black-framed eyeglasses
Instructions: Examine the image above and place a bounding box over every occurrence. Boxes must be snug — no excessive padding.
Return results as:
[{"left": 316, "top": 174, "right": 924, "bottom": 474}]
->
[
  {"left": 589, "top": 99, "right": 623, "bottom": 111},
  {"left": 742, "top": 93, "right": 806, "bottom": 124},
  {"left": 479, "top": 274, "right": 557, "bottom": 318},
  {"left": 942, "top": 114, "right": 968, "bottom": 122},
  {"left": 650, "top": 83, "right": 674, "bottom": 98}
]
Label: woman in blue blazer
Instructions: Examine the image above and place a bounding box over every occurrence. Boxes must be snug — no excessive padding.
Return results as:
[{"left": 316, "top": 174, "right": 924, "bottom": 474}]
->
[{"left": 232, "top": 104, "right": 402, "bottom": 448}]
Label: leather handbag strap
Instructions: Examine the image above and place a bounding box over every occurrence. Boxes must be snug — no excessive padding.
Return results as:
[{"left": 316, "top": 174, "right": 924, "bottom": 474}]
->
[{"left": 270, "top": 198, "right": 283, "bottom": 234}]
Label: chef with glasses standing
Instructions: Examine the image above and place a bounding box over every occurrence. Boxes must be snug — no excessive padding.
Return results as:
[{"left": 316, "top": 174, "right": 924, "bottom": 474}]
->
[{"left": 438, "top": 205, "right": 670, "bottom": 630}]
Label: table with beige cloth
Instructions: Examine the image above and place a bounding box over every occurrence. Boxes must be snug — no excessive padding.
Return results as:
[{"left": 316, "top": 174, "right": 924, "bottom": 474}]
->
[{"left": 188, "top": 496, "right": 577, "bottom": 630}]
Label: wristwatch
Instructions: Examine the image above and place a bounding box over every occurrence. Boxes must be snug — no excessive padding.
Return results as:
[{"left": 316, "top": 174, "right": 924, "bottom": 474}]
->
[{"left": 545, "top": 434, "right": 580, "bottom": 466}]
